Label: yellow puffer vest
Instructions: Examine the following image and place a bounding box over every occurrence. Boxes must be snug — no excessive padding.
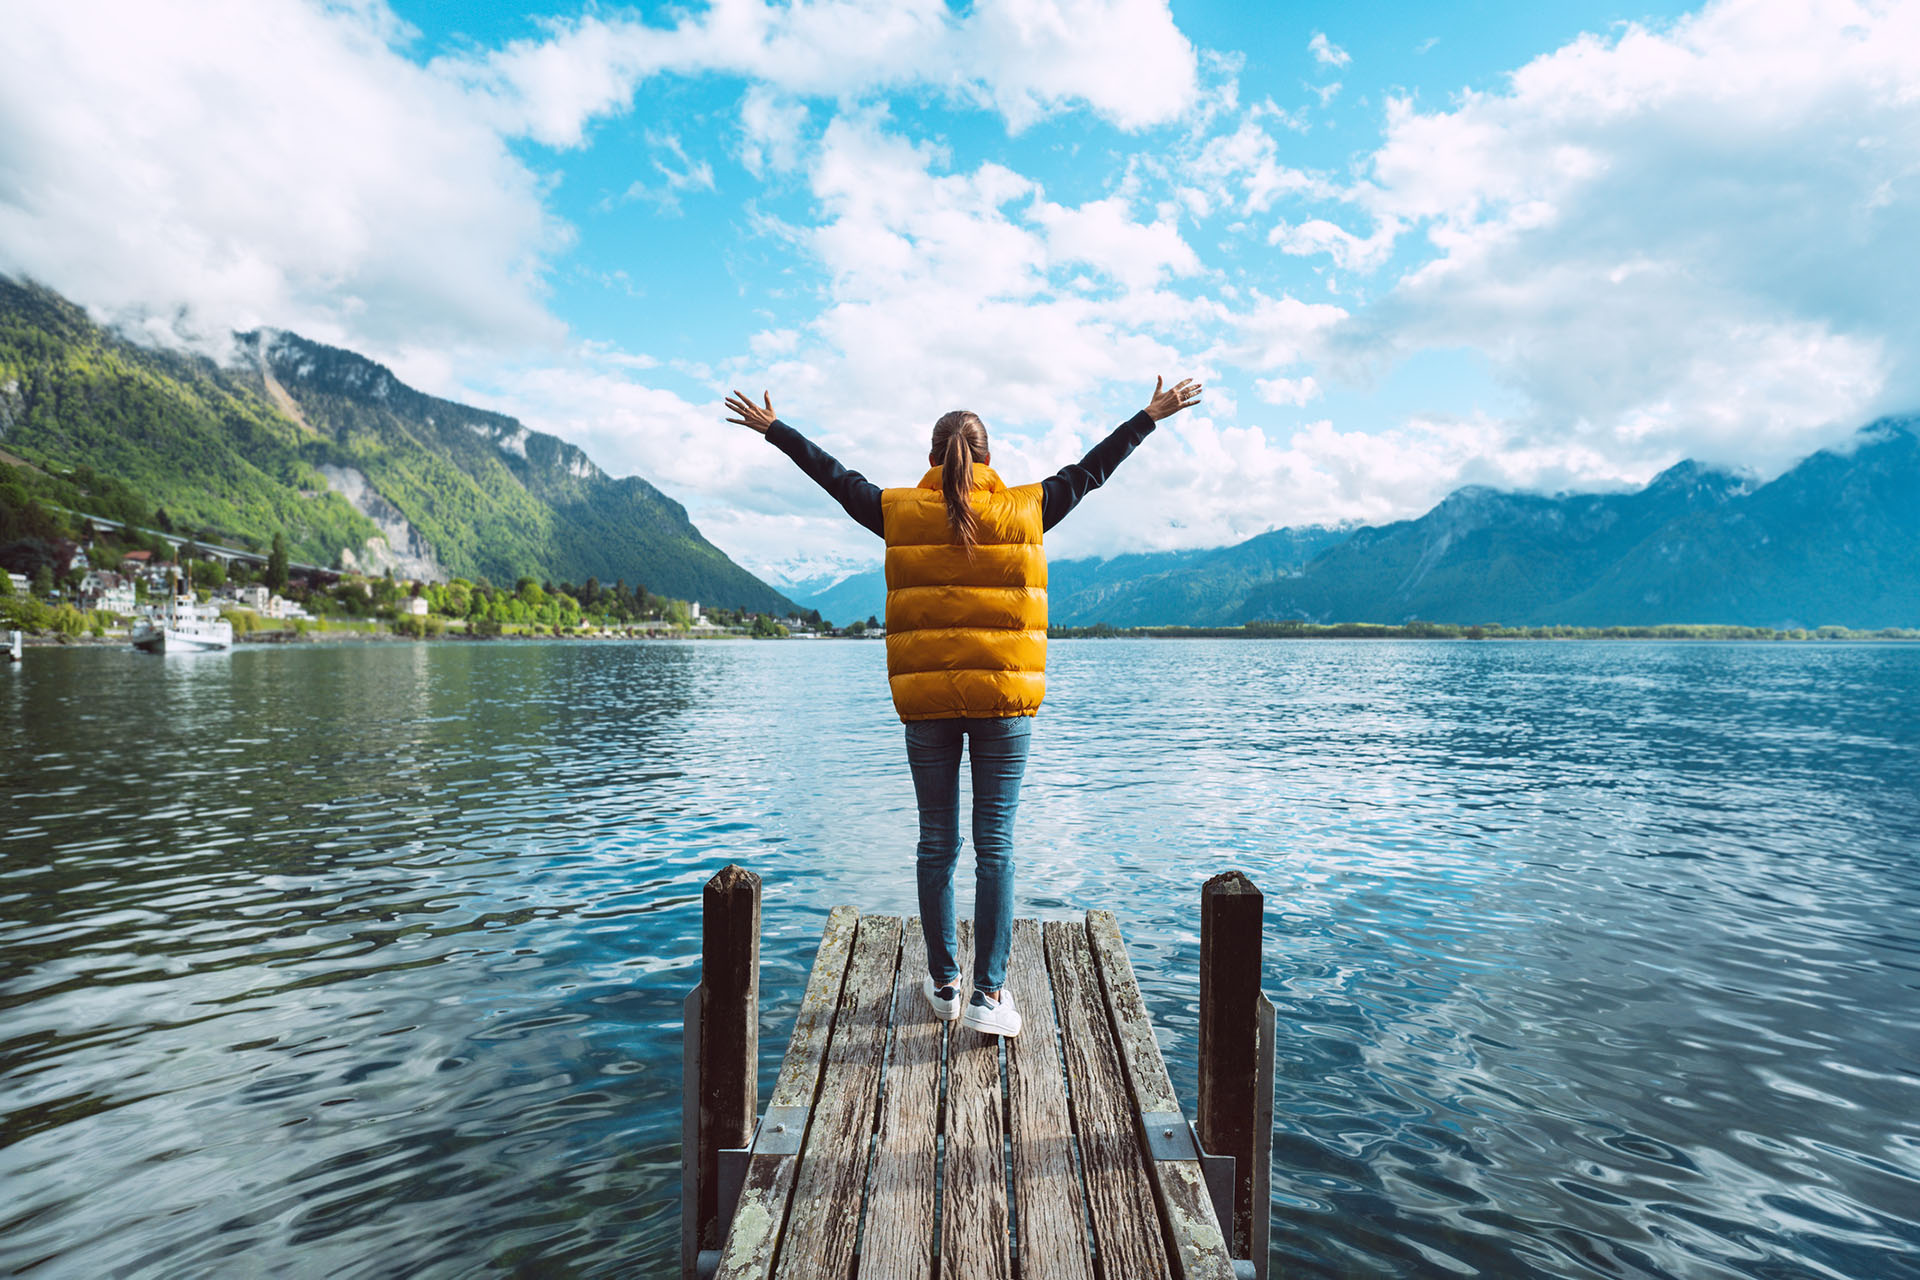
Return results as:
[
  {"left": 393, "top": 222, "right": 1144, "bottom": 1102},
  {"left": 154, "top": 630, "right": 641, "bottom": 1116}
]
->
[{"left": 880, "top": 465, "right": 1047, "bottom": 722}]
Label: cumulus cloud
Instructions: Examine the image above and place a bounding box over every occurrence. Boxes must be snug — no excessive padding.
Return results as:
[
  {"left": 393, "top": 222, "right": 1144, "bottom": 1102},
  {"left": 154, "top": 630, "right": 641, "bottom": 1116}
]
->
[
  {"left": 441, "top": 0, "right": 1200, "bottom": 144},
  {"left": 1296, "top": 0, "right": 1920, "bottom": 474},
  {"left": 0, "top": 0, "right": 565, "bottom": 355},
  {"left": 1308, "top": 33, "right": 1350, "bottom": 69},
  {"left": 1183, "top": 119, "right": 1329, "bottom": 218}
]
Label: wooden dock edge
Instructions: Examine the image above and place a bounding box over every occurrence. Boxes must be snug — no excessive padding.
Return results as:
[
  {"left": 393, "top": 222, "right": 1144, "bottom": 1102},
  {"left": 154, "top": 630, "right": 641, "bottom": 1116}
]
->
[
  {"left": 1087, "top": 909, "right": 1237, "bottom": 1280},
  {"left": 704, "top": 902, "right": 859, "bottom": 1280}
]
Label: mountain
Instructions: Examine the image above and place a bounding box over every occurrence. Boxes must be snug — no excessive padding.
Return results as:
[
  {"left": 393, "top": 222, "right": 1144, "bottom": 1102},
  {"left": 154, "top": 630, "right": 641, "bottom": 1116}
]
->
[
  {"left": 1243, "top": 459, "right": 1756, "bottom": 625},
  {"left": 788, "top": 420, "right": 1917, "bottom": 630},
  {"left": 1047, "top": 525, "right": 1354, "bottom": 626},
  {"left": 782, "top": 523, "right": 1353, "bottom": 627},
  {"left": 0, "top": 278, "right": 790, "bottom": 611},
  {"left": 1244, "top": 422, "right": 1918, "bottom": 628}
]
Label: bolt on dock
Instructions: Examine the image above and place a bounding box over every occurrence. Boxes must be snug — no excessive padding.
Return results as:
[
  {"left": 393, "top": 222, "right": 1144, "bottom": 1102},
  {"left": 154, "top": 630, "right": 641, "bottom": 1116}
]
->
[{"left": 682, "top": 866, "right": 1276, "bottom": 1280}]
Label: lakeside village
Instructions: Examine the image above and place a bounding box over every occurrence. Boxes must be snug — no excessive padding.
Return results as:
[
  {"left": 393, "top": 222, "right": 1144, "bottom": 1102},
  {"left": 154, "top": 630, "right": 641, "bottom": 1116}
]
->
[
  {"left": 0, "top": 500, "right": 864, "bottom": 651},
  {"left": 1, "top": 529, "right": 860, "bottom": 647}
]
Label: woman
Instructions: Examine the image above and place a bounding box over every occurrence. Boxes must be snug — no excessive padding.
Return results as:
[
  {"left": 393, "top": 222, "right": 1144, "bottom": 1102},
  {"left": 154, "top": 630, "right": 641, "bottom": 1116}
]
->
[{"left": 722, "top": 377, "right": 1203, "bottom": 1037}]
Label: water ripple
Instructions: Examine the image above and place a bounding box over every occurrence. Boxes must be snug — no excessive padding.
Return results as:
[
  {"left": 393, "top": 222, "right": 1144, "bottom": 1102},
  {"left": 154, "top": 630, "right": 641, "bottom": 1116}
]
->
[{"left": 3, "top": 639, "right": 1917, "bottom": 1277}]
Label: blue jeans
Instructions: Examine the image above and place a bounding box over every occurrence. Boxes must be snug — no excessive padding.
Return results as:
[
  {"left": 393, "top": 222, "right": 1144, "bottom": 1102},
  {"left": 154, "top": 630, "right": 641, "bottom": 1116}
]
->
[{"left": 905, "top": 715, "right": 1031, "bottom": 994}]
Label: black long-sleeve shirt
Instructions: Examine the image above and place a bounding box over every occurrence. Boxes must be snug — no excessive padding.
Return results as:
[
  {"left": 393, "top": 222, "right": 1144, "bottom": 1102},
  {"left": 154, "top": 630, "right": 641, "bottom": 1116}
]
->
[{"left": 765, "top": 410, "right": 1158, "bottom": 538}]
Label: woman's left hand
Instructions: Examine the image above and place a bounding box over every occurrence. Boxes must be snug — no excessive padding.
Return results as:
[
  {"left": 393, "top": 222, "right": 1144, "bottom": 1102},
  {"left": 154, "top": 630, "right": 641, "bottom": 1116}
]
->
[{"left": 724, "top": 390, "right": 778, "bottom": 434}]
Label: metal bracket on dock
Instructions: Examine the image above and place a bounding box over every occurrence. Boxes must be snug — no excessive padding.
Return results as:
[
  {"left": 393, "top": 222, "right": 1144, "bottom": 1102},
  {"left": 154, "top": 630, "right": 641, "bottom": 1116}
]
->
[
  {"left": 752, "top": 1105, "right": 810, "bottom": 1156},
  {"left": 1140, "top": 1110, "right": 1198, "bottom": 1161},
  {"left": 1140, "top": 1109, "right": 1244, "bottom": 1266},
  {"left": 1191, "top": 1123, "right": 1239, "bottom": 1262},
  {"left": 699, "top": 1104, "right": 808, "bottom": 1277}
]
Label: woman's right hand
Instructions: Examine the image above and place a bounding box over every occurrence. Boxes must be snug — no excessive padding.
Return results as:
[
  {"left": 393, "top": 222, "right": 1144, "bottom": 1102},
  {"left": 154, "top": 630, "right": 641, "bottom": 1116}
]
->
[
  {"left": 724, "top": 390, "right": 778, "bottom": 434},
  {"left": 1145, "top": 376, "right": 1203, "bottom": 421}
]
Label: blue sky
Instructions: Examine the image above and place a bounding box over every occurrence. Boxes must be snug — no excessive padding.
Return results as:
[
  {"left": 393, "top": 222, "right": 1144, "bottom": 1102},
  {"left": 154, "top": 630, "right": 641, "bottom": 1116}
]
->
[{"left": 3, "top": 0, "right": 1915, "bottom": 584}]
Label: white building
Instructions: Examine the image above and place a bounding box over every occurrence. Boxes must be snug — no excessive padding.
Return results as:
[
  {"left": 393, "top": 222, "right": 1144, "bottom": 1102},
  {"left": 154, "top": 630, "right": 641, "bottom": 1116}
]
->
[
  {"left": 237, "top": 584, "right": 271, "bottom": 610},
  {"left": 9, "top": 571, "right": 32, "bottom": 596},
  {"left": 79, "top": 571, "right": 138, "bottom": 614},
  {"left": 405, "top": 596, "right": 430, "bottom": 616}
]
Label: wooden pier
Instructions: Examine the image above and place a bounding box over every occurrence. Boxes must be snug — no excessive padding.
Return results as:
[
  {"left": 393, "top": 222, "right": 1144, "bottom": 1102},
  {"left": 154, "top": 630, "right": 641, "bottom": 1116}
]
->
[{"left": 681, "top": 867, "right": 1275, "bottom": 1280}]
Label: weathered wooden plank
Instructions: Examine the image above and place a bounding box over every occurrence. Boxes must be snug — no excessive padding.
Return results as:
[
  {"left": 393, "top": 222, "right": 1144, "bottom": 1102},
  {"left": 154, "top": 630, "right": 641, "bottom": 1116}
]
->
[
  {"left": 1085, "top": 910, "right": 1235, "bottom": 1280},
  {"left": 1004, "top": 919, "right": 1096, "bottom": 1280},
  {"left": 774, "top": 914, "right": 903, "bottom": 1280},
  {"left": 1043, "top": 919, "right": 1170, "bottom": 1280},
  {"left": 1198, "top": 870, "right": 1263, "bottom": 1257},
  {"left": 857, "top": 917, "right": 943, "bottom": 1280},
  {"left": 701, "top": 865, "right": 763, "bottom": 1253},
  {"left": 1251, "top": 993, "right": 1275, "bottom": 1280},
  {"left": 716, "top": 905, "right": 859, "bottom": 1280},
  {"left": 941, "top": 921, "right": 1011, "bottom": 1280}
]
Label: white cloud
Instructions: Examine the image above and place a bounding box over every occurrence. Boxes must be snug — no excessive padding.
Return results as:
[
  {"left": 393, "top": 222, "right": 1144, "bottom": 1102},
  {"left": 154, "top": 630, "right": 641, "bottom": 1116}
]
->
[
  {"left": 0, "top": 0, "right": 565, "bottom": 354},
  {"left": 1254, "top": 375, "right": 1319, "bottom": 406},
  {"left": 1308, "top": 33, "right": 1350, "bottom": 69},
  {"left": 1269, "top": 217, "right": 1397, "bottom": 272},
  {"left": 605, "top": 133, "right": 718, "bottom": 214},
  {"left": 1286, "top": 0, "right": 1920, "bottom": 475},
  {"left": 442, "top": 0, "right": 1200, "bottom": 144},
  {"left": 1028, "top": 196, "right": 1202, "bottom": 292},
  {"left": 738, "top": 86, "right": 811, "bottom": 177},
  {"left": 1186, "top": 119, "right": 1330, "bottom": 217}
]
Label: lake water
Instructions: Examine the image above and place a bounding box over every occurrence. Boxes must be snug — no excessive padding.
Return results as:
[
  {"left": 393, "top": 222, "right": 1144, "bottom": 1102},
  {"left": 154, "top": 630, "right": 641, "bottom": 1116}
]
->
[{"left": 3, "top": 638, "right": 1917, "bottom": 1279}]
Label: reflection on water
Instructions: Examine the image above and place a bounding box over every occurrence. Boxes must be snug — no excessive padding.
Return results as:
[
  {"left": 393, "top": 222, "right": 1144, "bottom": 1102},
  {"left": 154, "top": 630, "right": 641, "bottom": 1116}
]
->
[{"left": 3, "top": 639, "right": 1917, "bottom": 1277}]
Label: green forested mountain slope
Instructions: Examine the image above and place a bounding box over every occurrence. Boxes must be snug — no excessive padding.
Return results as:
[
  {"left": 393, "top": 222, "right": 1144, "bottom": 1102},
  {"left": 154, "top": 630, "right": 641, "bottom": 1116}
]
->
[
  {"left": 0, "top": 279, "right": 382, "bottom": 560},
  {"left": 0, "top": 279, "right": 791, "bottom": 611}
]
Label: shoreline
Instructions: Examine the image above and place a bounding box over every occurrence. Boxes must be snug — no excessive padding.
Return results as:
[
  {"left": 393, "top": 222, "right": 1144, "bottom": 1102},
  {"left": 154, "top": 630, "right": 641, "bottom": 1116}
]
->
[{"left": 17, "top": 625, "right": 1917, "bottom": 649}]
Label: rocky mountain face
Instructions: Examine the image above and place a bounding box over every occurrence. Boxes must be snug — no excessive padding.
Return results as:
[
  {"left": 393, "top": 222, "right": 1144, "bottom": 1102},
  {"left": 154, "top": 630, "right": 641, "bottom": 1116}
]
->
[
  {"left": 0, "top": 278, "right": 791, "bottom": 611},
  {"left": 250, "top": 328, "right": 791, "bottom": 609}
]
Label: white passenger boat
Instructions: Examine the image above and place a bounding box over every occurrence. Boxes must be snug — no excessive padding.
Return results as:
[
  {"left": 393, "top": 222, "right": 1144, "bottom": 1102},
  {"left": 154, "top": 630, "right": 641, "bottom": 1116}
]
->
[{"left": 132, "top": 596, "right": 233, "bottom": 653}]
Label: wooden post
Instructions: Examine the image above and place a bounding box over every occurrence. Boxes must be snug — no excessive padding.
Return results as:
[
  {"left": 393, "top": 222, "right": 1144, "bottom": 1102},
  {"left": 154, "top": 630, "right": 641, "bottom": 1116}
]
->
[
  {"left": 1197, "top": 870, "right": 1264, "bottom": 1260},
  {"left": 698, "top": 863, "right": 761, "bottom": 1254}
]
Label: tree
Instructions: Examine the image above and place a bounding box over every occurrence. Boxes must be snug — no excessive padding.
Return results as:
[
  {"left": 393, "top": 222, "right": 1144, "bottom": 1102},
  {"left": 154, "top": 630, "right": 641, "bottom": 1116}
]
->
[
  {"left": 266, "top": 531, "right": 289, "bottom": 591},
  {"left": 443, "top": 578, "right": 472, "bottom": 619},
  {"left": 31, "top": 565, "right": 54, "bottom": 597},
  {"left": 0, "top": 569, "right": 10, "bottom": 598}
]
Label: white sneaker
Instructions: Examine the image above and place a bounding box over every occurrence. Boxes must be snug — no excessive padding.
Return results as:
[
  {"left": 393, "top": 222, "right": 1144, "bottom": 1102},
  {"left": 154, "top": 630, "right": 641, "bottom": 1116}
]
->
[
  {"left": 961, "top": 988, "right": 1022, "bottom": 1038},
  {"left": 923, "top": 975, "right": 962, "bottom": 1021}
]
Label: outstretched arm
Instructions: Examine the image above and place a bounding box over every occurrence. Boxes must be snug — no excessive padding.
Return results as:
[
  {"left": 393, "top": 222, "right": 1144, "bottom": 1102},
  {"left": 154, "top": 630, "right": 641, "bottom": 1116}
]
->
[
  {"left": 725, "top": 389, "right": 884, "bottom": 538},
  {"left": 1041, "top": 376, "right": 1202, "bottom": 531}
]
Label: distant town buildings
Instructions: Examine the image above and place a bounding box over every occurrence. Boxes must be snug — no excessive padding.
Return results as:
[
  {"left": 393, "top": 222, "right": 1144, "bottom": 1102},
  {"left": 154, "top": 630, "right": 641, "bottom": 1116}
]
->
[{"left": 79, "top": 570, "right": 137, "bottom": 614}]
